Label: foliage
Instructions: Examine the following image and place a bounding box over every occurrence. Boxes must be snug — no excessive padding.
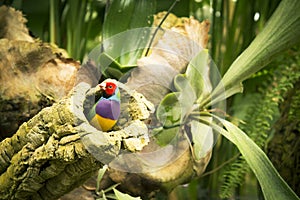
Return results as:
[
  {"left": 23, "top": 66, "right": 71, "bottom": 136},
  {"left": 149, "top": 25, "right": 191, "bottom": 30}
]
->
[
  {"left": 156, "top": 0, "right": 300, "bottom": 199},
  {"left": 102, "top": 0, "right": 155, "bottom": 69},
  {"left": 210, "top": 0, "right": 281, "bottom": 76},
  {"left": 205, "top": 0, "right": 300, "bottom": 107},
  {"left": 95, "top": 165, "right": 141, "bottom": 200},
  {"left": 3, "top": 0, "right": 300, "bottom": 199},
  {"left": 49, "top": 0, "right": 105, "bottom": 60},
  {"left": 220, "top": 48, "right": 300, "bottom": 198},
  {"left": 200, "top": 115, "right": 299, "bottom": 200}
]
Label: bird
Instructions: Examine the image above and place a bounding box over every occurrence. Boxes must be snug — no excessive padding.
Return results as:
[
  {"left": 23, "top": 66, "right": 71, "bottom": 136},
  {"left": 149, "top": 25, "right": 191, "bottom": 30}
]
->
[{"left": 87, "top": 79, "right": 121, "bottom": 131}]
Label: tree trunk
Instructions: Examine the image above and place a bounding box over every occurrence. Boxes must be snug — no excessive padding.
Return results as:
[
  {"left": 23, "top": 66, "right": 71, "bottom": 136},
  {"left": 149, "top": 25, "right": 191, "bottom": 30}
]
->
[
  {"left": 0, "top": 83, "right": 100, "bottom": 199},
  {"left": 0, "top": 78, "right": 161, "bottom": 199}
]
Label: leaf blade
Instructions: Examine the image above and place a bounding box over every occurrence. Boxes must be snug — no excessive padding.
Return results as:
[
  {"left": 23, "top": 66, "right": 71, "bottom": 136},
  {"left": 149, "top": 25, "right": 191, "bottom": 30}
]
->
[
  {"left": 199, "top": 116, "right": 299, "bottom": 200},
  {"left": 185, "top": 49, "right": 212, "bottom": 102},
  {"left": 211, "top": 0, "right": 300, "bottom": 102},
  {"left": 102, "top": 0, "right": 156, "bottom": 67},
  {"left": 113, "top": 188, "right": 142, "bottom": 200}
]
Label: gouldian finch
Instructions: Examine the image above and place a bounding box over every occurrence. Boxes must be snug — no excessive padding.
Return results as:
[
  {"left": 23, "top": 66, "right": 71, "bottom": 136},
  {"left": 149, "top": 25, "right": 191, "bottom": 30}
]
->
[{"left": 87, "top": 79, "right": 121, "bottom": 131}]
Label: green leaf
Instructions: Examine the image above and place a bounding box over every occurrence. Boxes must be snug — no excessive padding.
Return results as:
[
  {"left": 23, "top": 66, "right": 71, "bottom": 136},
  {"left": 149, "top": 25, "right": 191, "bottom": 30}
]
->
[
  {"left": 100, "top": 28, "right": 153, "bottom": 70},
  {"left": 185, "top": 49, "right": 211, "bottom": 102},
  {"left": 174, "top": 74, "right": 191, "bottom": 93},
  {"left": 96, "top": 165, "right": 108, "bottom": 193},
  {"left": 156, "top": 75, "right": 197, "bottom": 127},
  {"left": 102, "top": 0, "right": 156, "bottom": 67},
  {"left": 190, "top": 118, "right": 214, "bottom": 161},
  {"left": 199, "top": 116, "right": 300, "bottom": 200},
  {"left": 206, "top": 83, "right": 243, "bottom": 107},
  {"left": 210, "top": 0, "right": 300, "bottom": 105},
  {"left": 113, "top": 188, "right": 142, "bottom": 200},
  {"left": 103, "top": 0, "right": 155, "bottom": 38},
  {"left": 174, "top": 74, "right": 196, "bottom": 114},
  {"left": 155, "top": 75, "right": 198, "bottom": 145},
  {"left": 156, "top": 93, "right": 182, "bottom": 127},
  {"left": 103, "top": 1, "right": 134, "bottom": 39},
  {"left": 152, "top": 127, "right": 180, "bottom": 146},
  {"left": 97, "top": 53, "right": 122, "bottom": 74}
]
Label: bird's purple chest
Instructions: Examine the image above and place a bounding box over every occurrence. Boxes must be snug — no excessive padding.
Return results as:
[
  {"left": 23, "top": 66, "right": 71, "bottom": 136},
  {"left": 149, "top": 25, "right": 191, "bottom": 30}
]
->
[{"left": 95, "top": 99, "right": 120, "bottom": 120}]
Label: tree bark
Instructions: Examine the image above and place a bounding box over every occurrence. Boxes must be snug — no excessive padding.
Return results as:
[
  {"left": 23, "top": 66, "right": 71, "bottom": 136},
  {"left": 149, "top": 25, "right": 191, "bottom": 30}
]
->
[
  {"left": 0, "top": 83, "right": 99, "bottom": 199},
  {"left": 0, "top": 5, "right": 79, "bottom": 139},
  {"left": 0, "top": 79, "right": 159, "bottom": 199}
]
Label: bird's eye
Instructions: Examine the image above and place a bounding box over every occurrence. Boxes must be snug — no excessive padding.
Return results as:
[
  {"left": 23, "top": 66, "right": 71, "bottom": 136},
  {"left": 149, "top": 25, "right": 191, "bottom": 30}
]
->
[{"left": 107, "top": 85, "right": 113, "bottom": 89}]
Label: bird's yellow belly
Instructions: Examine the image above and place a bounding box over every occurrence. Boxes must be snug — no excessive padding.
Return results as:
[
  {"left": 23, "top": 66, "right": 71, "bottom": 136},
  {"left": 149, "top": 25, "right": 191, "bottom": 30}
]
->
[{"left": 90, "top": 115, "right": 117, "bottom": 132}]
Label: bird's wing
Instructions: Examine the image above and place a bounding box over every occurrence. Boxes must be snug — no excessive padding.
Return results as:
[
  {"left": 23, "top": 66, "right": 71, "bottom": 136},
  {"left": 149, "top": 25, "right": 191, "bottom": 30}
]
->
[{"left": 95, "top": 98, "right": 120, "bottom": 120}]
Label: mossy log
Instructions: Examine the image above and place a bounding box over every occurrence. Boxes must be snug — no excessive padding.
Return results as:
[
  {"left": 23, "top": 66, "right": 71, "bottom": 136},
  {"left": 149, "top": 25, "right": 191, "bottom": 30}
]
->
[
  {"left": 0, "top": 80, "right": 155, "bottom": 199},
  {"left": 0, "top": 39, "right": 79, "bottom": 139},
  {"left": 0, "top": 78, "right": 211, "bottom": 199},
  {"left": 0, "top": 5, "right": 78, "bottom": 139},
  {"left": 0, "top": 83, "right": 100, "bottom": 200}
]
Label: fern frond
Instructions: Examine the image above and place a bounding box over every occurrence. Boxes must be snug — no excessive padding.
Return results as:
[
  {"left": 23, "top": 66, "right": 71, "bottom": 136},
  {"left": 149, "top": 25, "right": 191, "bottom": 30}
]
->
[
  {"left": 288, "top": 83, "right": 300, "bottom": 122},
  {"left": 220, "top": 52, "right": 300, "bottom": 198},
  {"left": 220, "top": 157, "right": 250, "bottom": 198},
  {"left": 267, "top": 65, "right": 300, "bottom": 194}
]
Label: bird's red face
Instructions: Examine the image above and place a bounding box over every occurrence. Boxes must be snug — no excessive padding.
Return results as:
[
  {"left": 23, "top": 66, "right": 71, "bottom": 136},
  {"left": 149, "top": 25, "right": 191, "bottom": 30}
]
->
[{"left": 99, "top": 81, "right": 117, "bottom": 96}]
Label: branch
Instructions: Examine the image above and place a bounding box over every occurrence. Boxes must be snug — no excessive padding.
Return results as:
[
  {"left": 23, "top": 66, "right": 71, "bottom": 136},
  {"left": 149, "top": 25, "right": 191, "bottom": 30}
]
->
[{"left": 0, "top": 80, "right": 156, "bottom": 199}]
